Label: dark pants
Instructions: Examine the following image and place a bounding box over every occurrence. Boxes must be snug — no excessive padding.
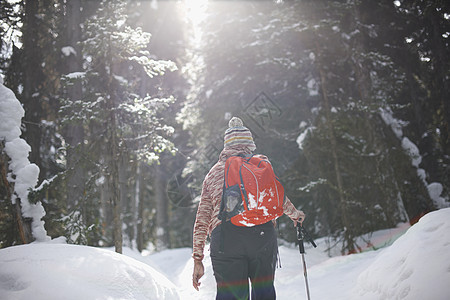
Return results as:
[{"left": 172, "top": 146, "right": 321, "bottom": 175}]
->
[{"left": 210, "top": 221, "right": 278, "bottom": 300}]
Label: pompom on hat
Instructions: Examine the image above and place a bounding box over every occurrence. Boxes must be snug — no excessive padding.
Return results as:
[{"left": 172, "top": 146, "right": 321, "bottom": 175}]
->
[{"left": 224, "top": 117, "right": 256, "bottom": 151}]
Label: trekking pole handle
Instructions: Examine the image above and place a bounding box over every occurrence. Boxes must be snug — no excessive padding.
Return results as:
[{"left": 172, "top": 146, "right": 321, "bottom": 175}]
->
[
  {"left": 299, "top": 239, "right": 305, "bottom": 254},
  {"left": 296, "top": 223, "right": 317, "bottom": 248}
]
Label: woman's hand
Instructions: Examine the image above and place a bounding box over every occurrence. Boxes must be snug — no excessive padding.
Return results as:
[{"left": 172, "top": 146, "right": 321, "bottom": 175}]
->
[
  {"left": 192, "top": 260, "right": 204, "bottom": 291},
  {"left": 293, "top": 210, "right": 305, "bottom": 227}
]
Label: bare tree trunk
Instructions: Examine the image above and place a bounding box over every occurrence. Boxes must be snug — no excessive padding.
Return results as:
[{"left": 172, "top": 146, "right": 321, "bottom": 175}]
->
[
  {"left": 100, "top": 166, "right": 113, "bottom": 243},
  {"left": 102, "top": 31, "right": 123, "bottom": 253},
  {"left": 119, "top": 154, "right": 132, "bottom": 248},
  {"left": 315, "top": 42, "right": 355, "bottom": 253},
  {"left": 22, "top": 0, "right": 44, "bottom": 181},
  {"left": 110, "top": 150, "right": 122, "bottom": 254},
  {"left": 136, "top": 165, "right": 145, "bottom": 252},
  {"left": 155, "top": 164, "right": 170, "bottom": 250},
  {"left": 1, "top": 141, "right": 32, "bottom": 244},
  {"left": 63, "top": 0, "right": 85, "bottom": 211},
  {"left": 108, "top": 109, "right": 122, "bottom": 254},
  {"left": 14, "top": 201, "right": 32, "bottom": 244},
  {"left": 131, "top": 162, "right": 140, "bottom": 250},
  {"left": 350, "top": 3, "right": 402, "bottom": 228}
]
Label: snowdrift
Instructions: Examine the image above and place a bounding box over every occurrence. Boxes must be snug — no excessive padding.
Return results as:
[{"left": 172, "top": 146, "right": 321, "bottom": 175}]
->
[
  {"left": 0, "top": 208, "right": 448, "bottom": 299},
  {"left": 0, "top": 243, "right": 179, "bottom": 300},
  {"left": 353, "top": 208, "right": 450, "bottom": 299}
]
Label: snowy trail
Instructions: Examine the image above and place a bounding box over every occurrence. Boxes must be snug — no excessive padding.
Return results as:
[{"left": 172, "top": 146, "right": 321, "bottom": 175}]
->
[
  {"left": 291, "top": 250, "right": 380, "bottom": 300},
  {"left": 1, "top": 208, "right": 449, "bottom": 299},
  {"left": 143, "top": 209, "right": 449, "bottom": 299},
  {"left": 142, "top": 243, "right": 379, "bottom": 300}
]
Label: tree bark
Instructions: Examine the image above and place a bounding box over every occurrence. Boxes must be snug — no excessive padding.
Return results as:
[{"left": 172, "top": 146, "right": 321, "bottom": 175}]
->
[
  {"left": 136, "top": 165, "right": 145, "bottom": 252},
  {"left": 119, "top": 154, "right": 131, "bottom": 247},
  {"left": 63, "top": 0, "right": 85, "bottom": 211},
  {"left": 1, "top": 141, "right": 32, "bottom": 244},
  {"left": 109, "top": 110, "right": 122, "bottom": 254},
  {"left": 155, "top": 163, "right": 170, "bottom": 250},
  {"left": 350, "top": 2, "right": 402, "bottom": 227},
  {"left": 106, "top": 53, "right": 123, "bottom": 253},
  {"left": 22, "top": 0, "right": 43, "bottom": 180},
  {"left": 315, "top": 41, "right": 356, "bottom": 253},
  {"left": 99, "top": 165, "right": 113, "bottom": 243}
]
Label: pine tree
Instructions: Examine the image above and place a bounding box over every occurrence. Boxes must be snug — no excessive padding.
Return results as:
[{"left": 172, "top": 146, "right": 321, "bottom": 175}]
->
[
  {"left": 60, "top": 0, "right": 176, "bottom": 253},
  {"left": 1, "top": 0, "right": 66, "bottom": 246},
  {"left": 390, "top": 0, "right": 450, "bottom": 206},
  {"left": 295, "top": 0, "right": 437, "bottom": 252}
]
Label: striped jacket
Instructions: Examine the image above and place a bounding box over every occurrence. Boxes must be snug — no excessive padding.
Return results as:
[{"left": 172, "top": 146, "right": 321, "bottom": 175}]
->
[{"left": 192, "top": 145, "right": 305, "bottom": 261}]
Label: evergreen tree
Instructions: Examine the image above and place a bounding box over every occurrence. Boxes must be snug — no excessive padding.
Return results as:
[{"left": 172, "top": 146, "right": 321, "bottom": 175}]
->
[
  {"left": 60, "top": 0, "right": 87, "bottom": 238},
  {"left": 178, "top": 0, "right": 442, "bottom": 253},
  {"left": 293, "top": 0, "right": 436, "bottom": 252},
  {"left": 1, "top": 0, "right": 66, "bottom": 247},
  {"left": 1, "top": 0, "right": 447, "bottom": 253},
  {"left": 390, "top": 0, "right": 450, "bottom": 207},
  {"left": 60, "top": 0, "right": 176, "bottom": 253}
]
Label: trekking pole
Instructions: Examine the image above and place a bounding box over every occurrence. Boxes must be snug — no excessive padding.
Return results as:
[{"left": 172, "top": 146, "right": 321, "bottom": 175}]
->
[{"left": 297, "top": 223, "right": 317, "bottom": 300}]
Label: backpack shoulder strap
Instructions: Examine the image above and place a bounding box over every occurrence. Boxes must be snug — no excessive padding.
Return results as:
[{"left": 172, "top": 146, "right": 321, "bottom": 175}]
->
[{"left": 238, "top": 164, "right": 250, "bottom": 210}]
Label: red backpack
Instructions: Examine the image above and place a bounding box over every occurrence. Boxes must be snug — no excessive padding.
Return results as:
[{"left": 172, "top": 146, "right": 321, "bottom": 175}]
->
[{"left": 218, "top": 154, "right": 285, "bottom": 226}]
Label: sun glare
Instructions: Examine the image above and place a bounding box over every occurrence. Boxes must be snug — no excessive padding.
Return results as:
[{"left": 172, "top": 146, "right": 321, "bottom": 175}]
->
[
  {"left": 183, "top": 0, "right": 208, "bottom": 48},
  {"left": 184, "top": 0, "right": 208, "bottom": 25}
]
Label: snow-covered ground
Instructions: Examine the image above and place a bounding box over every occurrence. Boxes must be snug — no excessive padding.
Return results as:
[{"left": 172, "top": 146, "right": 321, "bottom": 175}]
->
[
  {"left": 0, "top": 242, "right": 178, "bottom": 300},
  {"left": 1, "top": 208, "right": 449, "bottom": 300}
]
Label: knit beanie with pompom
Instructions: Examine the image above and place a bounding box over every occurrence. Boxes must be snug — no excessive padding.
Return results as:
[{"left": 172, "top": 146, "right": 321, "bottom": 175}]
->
[{"left": 223, "top": 117, "right": 256, "bottom": 151}]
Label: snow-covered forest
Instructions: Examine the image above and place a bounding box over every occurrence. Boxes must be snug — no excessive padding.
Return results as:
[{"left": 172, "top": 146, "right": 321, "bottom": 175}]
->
[{"left": 0, "top": 0, "right": 449, "bottom": 298}]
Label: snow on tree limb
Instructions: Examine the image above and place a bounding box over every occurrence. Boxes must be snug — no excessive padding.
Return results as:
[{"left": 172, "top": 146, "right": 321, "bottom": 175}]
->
[{"left": 0, "top": 77, "right": 50, "bottom": 242}]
